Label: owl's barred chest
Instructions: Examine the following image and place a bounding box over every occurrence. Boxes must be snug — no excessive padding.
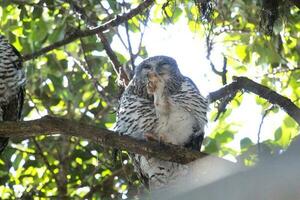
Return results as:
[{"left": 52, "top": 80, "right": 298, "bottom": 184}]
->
[{"left": 154, "top": 93, "right": 196, "bottom": 145}]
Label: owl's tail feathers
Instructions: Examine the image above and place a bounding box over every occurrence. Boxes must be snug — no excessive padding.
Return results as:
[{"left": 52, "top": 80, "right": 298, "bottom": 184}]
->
[{"left": 0, "top": 137, "right": 9, "bottom": 154}]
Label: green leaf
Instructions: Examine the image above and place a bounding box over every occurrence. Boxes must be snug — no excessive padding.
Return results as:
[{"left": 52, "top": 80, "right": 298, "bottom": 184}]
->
[
  {"left": 235, "top": 45, "right": 247, "bottom": 61},
  {"left": 274, "top": 127, "right": 282, "bottom": 141},
  {"left": 12, "top": 153, "right": 23, "bottom": 170},
  {"left": 283, "top": 117, "right": 296, "bottom": 128},
  {"left": 240, "top": 137, "right": 254, "bottom": 150},
  {"left": 203, "top": 138, "right": 218, "bottom": 154},
  {"left": 172, "top": 7, "right": 183, "bottom": 22},
  {"left": 215, "top": 131, "right": 234, "bottom": 144},
  {"left": 32, "top": 7, "right": 43, "bottom": 19}
]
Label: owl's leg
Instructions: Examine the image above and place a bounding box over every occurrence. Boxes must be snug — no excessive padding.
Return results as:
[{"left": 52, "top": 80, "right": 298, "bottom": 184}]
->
[
  {"left": 158, "top": 135, "right": 168, "bottom": 144},
  {"left": 145, "top": 132, "right": 168, "bottom": 144}
]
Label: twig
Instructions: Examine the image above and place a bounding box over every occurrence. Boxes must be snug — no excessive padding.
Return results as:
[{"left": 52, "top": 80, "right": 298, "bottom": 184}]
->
[
  {"left": 125, "top": 21, "right": 136, "bottom": 69},
  {"left": 214, "top": 90, "right": 237, "bottom": 121},
  {"left": 83, "top": 164, "right": 131, "bottom": 199},
  {"left": 222, "top": 56, "right": 227, "bottom": 84},
  {"left": 32, "top": 138, "right": 60, "bottom": 184},
  {"left": 97, "top": 32, "right": 130, "bottom": 86},
  {"left": 257, "top": 105, "right": 275, "bottom": 152},
  {"left": 162, "top": 0, "right": 172, "bottom": 22},
  {"left": 205, "top": 23, "right": 227, "bottom": 85},
  {"left": 78, "top": 39, "right": 111, "bottom": 103},
  {"left": 98, "top": 1, "right": 129, "bottom": 50}
]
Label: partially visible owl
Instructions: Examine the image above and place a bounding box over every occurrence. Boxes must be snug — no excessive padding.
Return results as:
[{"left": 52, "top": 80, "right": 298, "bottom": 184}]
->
[
  {"left": 115, "top": 56, "right": 207, "bottom": 189},
  {"left": 0, "top": 35, "right": 26, "bottom": 153}
]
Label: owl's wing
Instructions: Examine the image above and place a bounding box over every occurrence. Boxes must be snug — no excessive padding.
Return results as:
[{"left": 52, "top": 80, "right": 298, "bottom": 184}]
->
[
  {"left": 0, "top": 36, "right": 26, "bottom": 153},
  {"left": 171, "top": 77, "right": 208, "bottom": 150},
  {"left": 115, "top": 88, "right": 156, "bottom": 139}
]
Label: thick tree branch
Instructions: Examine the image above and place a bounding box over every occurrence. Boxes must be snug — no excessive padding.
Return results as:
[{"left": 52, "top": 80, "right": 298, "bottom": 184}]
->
[
  {"left": 208, "top": 76, "right": 300, "bottom": 125},
  {"left": 0, "top": 116, "right": 207, "bottom": 164},
  {"left": 22, "top": 0, "right": 154, "bottom": 61},
  {"left": 1, "top": 77, "right": 299, "bottom": 164}
]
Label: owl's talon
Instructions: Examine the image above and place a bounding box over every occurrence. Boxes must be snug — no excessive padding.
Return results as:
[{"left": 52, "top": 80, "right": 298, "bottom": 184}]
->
[{"left": 144, "top": 132, "right": 158, "bottom": 141}]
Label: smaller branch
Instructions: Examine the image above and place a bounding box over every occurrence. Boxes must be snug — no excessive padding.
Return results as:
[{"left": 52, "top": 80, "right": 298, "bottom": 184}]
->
[
  {"left": 162, "top": 0, "right": 172, "bottom": 23},
  {"left": 32, "top": 138, "right": 60, "bottom": 184},
  {"left": 122, "top": 9, "right": 149, "bottom": 79},
  {"left": 27, "top": 93, "right": 42, "bottom": 117},
  {"left": 213, "top": 55, "right": 230, "bottom": 120},
  {"left": 78, "top": 39, "right": 111, "bottom": 103},
  {"left": 257, "top": 105, "right": 274, "bottom": 151},
  {"left": 98, "top": 1, "right": 129, "bottom": 50},
  {"left": 125, "top": 21, "right": 136, "bottom": 70},
  {"left": 222, "top": 56, "right": 228, "bottom": 85},
  {"left": 208, "top": 76, "right": 300, "bottom": 125},
  {"left": 205, "top": 25, "right": 227, "bottom": 85},
  {"left": 257, "top": 112, "right": 267, "bottom": 145},
  {"left": 214, "top": 90, "right": 237, "bottom": 121},
  {"left": 83, "top": 164, "right": 131, "bottom": 199},
  {"left": 270, "top": 67, "right": 300, "bottom": 75},
  {"left": 97, "top": 32, "right": 130, "bottom": 86}
]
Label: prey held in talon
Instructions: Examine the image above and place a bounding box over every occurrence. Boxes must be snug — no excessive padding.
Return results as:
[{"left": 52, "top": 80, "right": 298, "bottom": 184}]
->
[{"left": 146, "top": 71, "right": 164, "bottom": 94}]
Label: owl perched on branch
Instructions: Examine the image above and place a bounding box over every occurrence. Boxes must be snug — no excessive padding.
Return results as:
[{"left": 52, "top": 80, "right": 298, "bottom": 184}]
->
[
  {"left": 115, "top": 56, "right": 207, "bottom": 189},
  {"left": 0, "top": 35, "right": 26, "bottom": 153}
]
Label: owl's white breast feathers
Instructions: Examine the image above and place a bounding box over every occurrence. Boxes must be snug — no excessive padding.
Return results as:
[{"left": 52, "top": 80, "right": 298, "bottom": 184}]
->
[
  {"left": 154, "top": 95, "right": 197, "bottom": 145},
  {"left": 153, "top": 77, "right": 207, "bottom": 145}
]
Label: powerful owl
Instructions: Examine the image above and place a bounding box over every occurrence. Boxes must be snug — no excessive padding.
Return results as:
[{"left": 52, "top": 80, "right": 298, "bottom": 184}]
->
[
  {"left": 0, "top": 35, "right": 26, "bottom": 153},
  {"left": 115, "top": 56, "right": 207, "bottom": 189}
]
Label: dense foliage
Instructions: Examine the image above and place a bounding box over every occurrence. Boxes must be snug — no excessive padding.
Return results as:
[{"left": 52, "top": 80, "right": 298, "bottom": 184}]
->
[{"left": 0, "top": 0, "right": 299, "bottom": 199}]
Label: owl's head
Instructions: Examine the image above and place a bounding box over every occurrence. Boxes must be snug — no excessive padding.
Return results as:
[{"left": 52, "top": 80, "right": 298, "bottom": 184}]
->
[{"left": 132, "top": 56, "right": 184, "bottom": 97}]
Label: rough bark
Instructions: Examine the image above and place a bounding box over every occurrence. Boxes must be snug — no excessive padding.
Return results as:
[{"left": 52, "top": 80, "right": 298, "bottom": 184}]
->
[{"left": 0, "top": 116, "right": 207, "bottom": 164}]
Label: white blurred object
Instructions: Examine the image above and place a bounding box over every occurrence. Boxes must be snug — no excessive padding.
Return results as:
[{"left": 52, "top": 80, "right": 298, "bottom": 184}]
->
[{"left": 148, "top": 136, "right": 300, "bottom": 200}]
